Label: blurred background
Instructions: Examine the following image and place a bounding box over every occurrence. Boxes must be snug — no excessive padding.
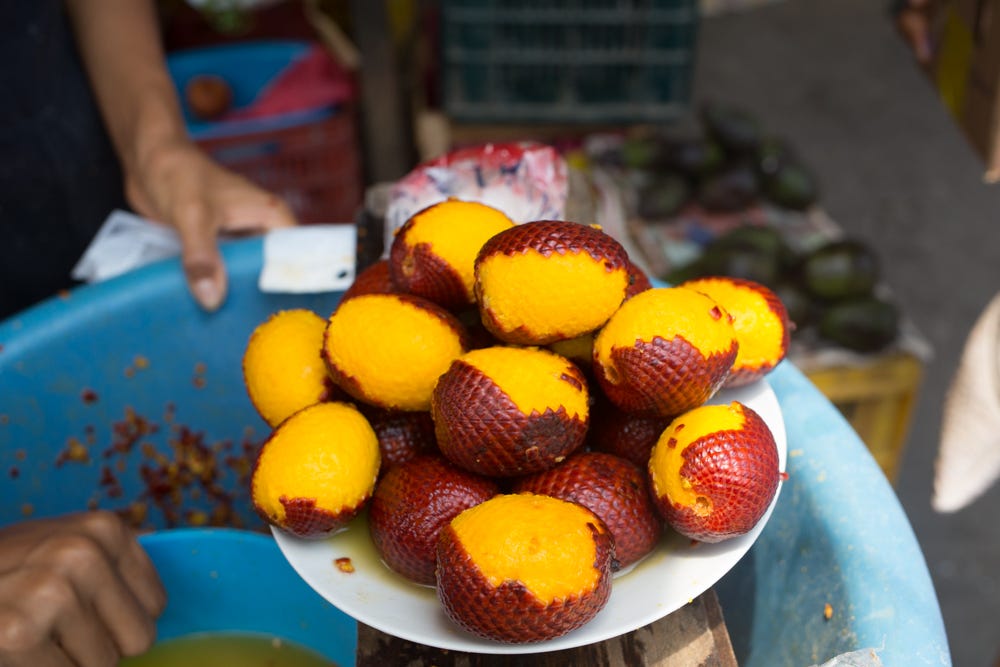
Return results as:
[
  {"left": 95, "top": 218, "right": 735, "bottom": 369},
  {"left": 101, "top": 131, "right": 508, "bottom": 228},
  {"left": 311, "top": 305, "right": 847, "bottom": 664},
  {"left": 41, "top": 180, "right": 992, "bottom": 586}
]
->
[{"left": 156, "top": 0, "right": 999, "bottom": 664}]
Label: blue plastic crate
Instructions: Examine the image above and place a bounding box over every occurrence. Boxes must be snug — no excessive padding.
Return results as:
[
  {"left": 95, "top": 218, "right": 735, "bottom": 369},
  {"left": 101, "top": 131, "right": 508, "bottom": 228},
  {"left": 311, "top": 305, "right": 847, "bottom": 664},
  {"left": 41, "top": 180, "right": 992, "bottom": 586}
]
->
[{"left": 442, "top": 0, "right": 699, "bottom": 124}]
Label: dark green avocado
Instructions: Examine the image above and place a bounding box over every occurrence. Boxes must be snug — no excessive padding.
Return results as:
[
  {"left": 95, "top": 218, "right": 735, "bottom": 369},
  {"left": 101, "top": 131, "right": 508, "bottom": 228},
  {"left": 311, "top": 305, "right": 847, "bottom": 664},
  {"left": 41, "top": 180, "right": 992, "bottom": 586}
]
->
[
  {"left": 798, "top": 239, "right": 880, "bottom": 301},
  {"left": 818, "top": 296, "right": 900, "bottom": 353}
]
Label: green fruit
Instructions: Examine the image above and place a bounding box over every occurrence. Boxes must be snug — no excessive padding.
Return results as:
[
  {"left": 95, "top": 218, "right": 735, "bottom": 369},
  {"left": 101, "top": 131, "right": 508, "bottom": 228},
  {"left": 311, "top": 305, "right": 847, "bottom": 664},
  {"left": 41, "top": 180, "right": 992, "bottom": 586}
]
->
[
  {"left": 798, "top": 240, "right": 879, "bottom": 301},
  {"left": 755, "top": 136, "right": 798, "bottom": 178},
  {"left": 697, "top": 164, "right": 759, "bottom": 212},
  {"left": 773, "top": 281, "right": 815, "bottom": 331},
  {"left": 637, "top": 174, "right": 691, "bottom": 220},
  {"left": 698, "top": 241, "right": 782, "bottom": 288},
  {"left": 818, "top": 297, "right": 900, "bottom": 353},
  {"left": 700, "top": 101, "right": 763, "bottom": 155},
  {"left": 712, "top": 225, "right": 797, "bottom": 271},
  {"left": 764, "top": 162, "right": 820, "bottom": 211},
  {"left": 664, "top": 136, "right": 725, "bottom": 179}
]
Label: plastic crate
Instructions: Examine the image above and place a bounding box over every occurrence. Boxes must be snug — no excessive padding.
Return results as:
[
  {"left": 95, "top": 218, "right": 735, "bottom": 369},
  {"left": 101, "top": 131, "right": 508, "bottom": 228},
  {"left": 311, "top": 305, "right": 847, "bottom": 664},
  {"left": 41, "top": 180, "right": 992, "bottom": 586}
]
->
[
  {"left": 441, "top": 0, "right": 699, "bottom": 124},
  {"left": 168, "top": 41, "right": 363, "bottom": 224}
]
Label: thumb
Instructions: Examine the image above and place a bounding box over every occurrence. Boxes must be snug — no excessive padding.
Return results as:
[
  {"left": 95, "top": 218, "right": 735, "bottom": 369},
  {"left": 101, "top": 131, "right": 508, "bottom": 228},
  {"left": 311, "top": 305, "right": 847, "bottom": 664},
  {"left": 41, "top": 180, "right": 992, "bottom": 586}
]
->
[{"left": 176, "top": 215, "right": 228, "bottom": 312}]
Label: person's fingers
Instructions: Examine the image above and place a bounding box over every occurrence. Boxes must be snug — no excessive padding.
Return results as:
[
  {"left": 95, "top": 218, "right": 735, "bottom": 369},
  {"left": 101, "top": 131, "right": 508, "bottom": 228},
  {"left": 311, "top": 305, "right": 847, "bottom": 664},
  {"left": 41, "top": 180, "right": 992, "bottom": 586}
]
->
[
  {"left": 217, "top": 191, "right": 298, "bottom": 234},
  {"left": 53, "top": 597, "right": 120, "bottom": 667},
  {"left": 35, "top": 531, "right": 157, "bottom": 658},
  {"left": 73, "top": 512, "right": 166, "bottom": 618},
  {"left": 21, "top": 643, "right": 77, "bottom": 667},
  {"left": 172, "top": 201, "right": 228, "bottom": 312}
]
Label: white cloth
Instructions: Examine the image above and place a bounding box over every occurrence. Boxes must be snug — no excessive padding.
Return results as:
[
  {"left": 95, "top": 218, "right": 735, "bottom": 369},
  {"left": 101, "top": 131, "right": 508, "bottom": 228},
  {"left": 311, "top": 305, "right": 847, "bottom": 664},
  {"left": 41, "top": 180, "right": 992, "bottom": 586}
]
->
[{"left": 933, "top": 291, "right": 1000, "bottom": 512}]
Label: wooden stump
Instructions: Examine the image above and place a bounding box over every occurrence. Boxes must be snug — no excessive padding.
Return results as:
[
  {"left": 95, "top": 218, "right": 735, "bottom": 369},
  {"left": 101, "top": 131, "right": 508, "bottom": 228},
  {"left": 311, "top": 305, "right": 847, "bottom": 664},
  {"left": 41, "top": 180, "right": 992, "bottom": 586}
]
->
[{"left": 357, "top": 588, "right": 738, "bottom": 667}]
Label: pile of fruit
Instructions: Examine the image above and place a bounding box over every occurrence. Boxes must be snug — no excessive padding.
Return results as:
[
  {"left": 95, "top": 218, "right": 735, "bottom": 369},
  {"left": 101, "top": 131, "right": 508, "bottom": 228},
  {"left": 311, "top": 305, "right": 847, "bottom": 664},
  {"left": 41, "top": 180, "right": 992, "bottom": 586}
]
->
[{"left": 242, "top": 200, "right": 789, "bottom": 644}]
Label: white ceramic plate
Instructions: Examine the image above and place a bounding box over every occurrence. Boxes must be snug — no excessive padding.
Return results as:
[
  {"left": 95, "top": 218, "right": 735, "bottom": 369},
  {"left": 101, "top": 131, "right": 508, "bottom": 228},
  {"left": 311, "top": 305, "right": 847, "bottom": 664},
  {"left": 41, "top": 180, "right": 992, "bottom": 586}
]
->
[{"left": 272, "top": 380, "right": 787, "bottom": 654}]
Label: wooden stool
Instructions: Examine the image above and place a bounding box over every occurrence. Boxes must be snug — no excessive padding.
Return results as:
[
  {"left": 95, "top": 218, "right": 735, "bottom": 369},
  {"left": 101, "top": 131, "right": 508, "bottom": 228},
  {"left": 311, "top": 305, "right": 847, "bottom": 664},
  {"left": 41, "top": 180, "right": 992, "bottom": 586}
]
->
[{"left": 357, "top": 588, "right": 738, "bottom": 667}]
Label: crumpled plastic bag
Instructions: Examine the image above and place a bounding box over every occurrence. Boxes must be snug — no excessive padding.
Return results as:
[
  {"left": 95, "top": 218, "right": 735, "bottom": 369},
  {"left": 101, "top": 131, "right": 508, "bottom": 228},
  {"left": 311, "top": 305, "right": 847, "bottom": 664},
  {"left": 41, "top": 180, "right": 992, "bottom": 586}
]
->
[{"left": 809, "top": 648, "right": 883, "bottom": 667}]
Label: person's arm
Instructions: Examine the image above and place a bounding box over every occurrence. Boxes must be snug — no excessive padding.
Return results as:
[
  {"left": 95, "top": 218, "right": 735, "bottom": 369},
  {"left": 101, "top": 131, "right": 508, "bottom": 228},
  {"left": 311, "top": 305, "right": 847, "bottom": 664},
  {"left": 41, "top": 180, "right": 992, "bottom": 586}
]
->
[
  {"left": 64, "top": 0, "right": 296, "bottom": 311},
  {"left": 0, "top": 511, "right": 166, "bottom": 667}
]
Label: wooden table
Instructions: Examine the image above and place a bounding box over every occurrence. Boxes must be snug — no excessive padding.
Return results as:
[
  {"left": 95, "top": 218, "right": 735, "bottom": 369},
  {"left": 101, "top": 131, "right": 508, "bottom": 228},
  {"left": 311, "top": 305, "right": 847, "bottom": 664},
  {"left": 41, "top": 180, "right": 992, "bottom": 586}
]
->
[{"left": 357, "top": 589, "right": 738, "bottom": 667}]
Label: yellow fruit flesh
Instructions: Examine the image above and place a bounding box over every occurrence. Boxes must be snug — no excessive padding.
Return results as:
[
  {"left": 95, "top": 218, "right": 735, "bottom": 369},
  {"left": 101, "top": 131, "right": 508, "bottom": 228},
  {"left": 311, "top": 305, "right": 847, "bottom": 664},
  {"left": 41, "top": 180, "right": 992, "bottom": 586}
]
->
[
  {"left": 253, "top": 402, "right": 380, "bottom": 522},
  {"left": 325, "top": 295, "right": 465, "bottom": 411},
  {"left": 405, "top": 200, "right": 514, "bottom": 301},
  {"left": 684, "top": 279, "right": 784, "bottom": 369},
  {"left": 594, "top": 287, "right": 736, "bottom": 372},
  {"left": 478, "top": 250, "right": 628, "bottom": 339},
  {"left": 243, "top": 309, "right": 329, "bottom": 427},
  {"left": 648, "top": 402, "right": 747, "bottom": 513},
  {"left": 460, "top": 346, "right": 588, "bottom": 419},
  {"left": 451, "top": 494, "right": 603, "bottom": 604}
]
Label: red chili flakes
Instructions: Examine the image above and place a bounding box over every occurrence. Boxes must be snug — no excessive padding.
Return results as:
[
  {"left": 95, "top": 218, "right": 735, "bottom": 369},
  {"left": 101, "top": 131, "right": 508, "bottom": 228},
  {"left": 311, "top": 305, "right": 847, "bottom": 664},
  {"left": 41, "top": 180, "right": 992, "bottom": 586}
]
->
[
  {"left": 133, "top": 355, "right": 150, "bottom": 370},
  {"left": 334, "top": 557, "right": 355, "bottom": 574},
  {"left": 81, "top": 388, "right": 99, "bottom": 405},
  {"left": 780, "top": 471, "right": 790, "bottom": 481},
  {"left": 823, "top": 603, "right": 833, "bottom": 621},
  {"left": 21, "top": 503, "right": 33, "bottom": 517},
  {"left": 124, "top": 366, "right": 136, "bottom": 379},
  {"left": 13, "top": 448, "right": 25, "bottom": 461},
  {"left": 9, "top": 467, "right": 19, "bottom": 479},
  {"left": 57, "top": 290, "right": 71, "bottom": 300}
]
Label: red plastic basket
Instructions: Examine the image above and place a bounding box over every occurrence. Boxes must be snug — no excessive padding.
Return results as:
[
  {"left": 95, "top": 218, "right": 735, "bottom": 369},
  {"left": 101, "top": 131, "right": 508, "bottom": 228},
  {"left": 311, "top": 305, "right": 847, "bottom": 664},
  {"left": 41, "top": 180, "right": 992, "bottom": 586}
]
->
[{"left": 196, "top": 107, "right": 362, "bottom": 224}]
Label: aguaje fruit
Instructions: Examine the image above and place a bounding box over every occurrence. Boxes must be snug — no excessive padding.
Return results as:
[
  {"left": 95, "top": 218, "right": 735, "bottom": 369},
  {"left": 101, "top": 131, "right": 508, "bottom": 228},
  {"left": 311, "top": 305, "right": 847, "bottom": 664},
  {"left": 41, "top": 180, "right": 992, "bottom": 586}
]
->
[
  {"left": 474, "top": 220, "right": 630, "bottom": 345},
  {"left": 432, "top": 346, "right": 589, "bottom": 477},
  {"left": 587, "top": 397, "right": 671, "bottom": 470},
  {"left": 251, "top": 402, "right": 380, "bottom": 539},
  {"left": 341, "top": 259, "right": 397, "bottom": 302},
  {"left": 358, "top": 406, "right": 439, "bottom": 474},
  {"left": 242, "top": 309, "right": 336, "bottom": 427},
  {"left": 680, "top": 276, "right": 790, "bottom": 388},
  {"left": 323, "top": 293, "right": 469, "bottom": 411},
  {"left": 436, "top": 493, "right": 614, "bottom": 643},
  {"left": 593, "top": 286, "right": 739, "bottom": 418},
  {"left": 513, "top": 451, "right": 662, "bottom": 568},
  {"left": 389, "top": 199, "right": 514, "bottom": 310},
  {"left": 648, "top": 401, "right": 779, "bottom": 543},
  {"left": 368, "top": 455, "right": 498, "bottom": 586}
]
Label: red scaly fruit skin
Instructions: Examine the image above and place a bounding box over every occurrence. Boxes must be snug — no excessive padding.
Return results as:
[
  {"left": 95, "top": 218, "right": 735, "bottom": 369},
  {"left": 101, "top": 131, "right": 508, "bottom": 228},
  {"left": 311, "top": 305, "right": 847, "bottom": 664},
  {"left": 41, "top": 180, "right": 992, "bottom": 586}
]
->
[
  {"left": 474, "top": 221, "right": 631, "bottom": 345},
  {"left": 432, "top": 360, "right": 588, "bottom": 478},
  {"left": 650, "top": 404, "right": 779, "bottom": 543},
  {"left": 512, "top": 452, "right": 662, "bottom": 568},
  {"left": 358, "top": 405, "right": 439, "bottom": 475},
  {"left": 322, "top": 293, "right": 471, "bottom": 410},
  {"left": 587, "top": 396, "right": 671, "bottom": 469},
  {"left": 390, "top": 221, "right": 470, "bottom": 310},
  {"left": 341, "top": 260, "right": 398, "bottom": 302},
  {"left": 594, "top": 334, "right": 738, "bottom": 419},
  {"left": 435, "top": 518, "right": 614, "bottom": 643},
  {"left": 625, "top": 259, "right": 653, "bottom": 300},
  {"left": 368, "top": 455, "right": 498, "bottom": 585}
]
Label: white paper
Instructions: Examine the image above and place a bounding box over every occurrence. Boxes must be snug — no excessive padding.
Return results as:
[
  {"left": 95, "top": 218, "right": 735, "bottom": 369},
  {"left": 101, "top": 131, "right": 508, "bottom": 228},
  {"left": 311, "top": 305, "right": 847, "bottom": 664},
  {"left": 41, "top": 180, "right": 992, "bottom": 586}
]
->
[
  {"left": 259, "top": 224, "right": 356, "bottom": 293},
  {"left": 72, "top": 210, "right": 183, "bottom": 284}
]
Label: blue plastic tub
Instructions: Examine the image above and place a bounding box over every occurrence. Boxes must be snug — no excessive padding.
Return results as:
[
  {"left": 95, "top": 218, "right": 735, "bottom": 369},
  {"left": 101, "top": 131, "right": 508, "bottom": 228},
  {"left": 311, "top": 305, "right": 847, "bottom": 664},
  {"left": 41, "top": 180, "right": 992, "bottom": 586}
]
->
[
  {"left": 140, "top": 528, "right": 356, "bottom": 665},
  {"left": 0, "top": 238, "right": 950, "bottom": 665}
]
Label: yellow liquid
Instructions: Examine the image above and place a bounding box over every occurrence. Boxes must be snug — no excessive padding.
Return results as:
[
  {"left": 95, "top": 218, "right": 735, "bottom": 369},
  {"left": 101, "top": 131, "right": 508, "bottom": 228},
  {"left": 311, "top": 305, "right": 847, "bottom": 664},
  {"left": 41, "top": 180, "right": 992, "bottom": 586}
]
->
[{"left": 120, "top": 633, "right": 338, "bottom": 667}]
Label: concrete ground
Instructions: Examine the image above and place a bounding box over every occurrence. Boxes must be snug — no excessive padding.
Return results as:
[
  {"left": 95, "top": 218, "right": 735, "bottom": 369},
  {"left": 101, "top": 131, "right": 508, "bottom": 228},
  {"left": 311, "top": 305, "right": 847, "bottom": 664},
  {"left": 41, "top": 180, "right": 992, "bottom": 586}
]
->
[{"left": 693, "top": 1, "right": 1000, "bottom": 665}]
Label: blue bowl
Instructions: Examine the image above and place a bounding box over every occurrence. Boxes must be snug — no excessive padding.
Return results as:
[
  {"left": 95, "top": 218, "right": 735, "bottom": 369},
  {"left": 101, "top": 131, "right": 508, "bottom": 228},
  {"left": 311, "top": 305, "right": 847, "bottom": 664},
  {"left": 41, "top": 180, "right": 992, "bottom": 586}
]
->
[{"left": 140, "top": 528, "right": 357, "bottom": 665}]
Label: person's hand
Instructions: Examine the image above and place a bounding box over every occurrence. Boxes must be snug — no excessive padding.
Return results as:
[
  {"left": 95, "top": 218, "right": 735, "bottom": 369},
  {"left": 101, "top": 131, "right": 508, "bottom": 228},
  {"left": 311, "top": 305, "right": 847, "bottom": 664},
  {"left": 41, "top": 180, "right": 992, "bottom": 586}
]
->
[
  {"left": 125, "top": 139, "right": 297, "bottom": 311},
  {"left": 0, "top": 511, "right": 166, "bottom": 667}
]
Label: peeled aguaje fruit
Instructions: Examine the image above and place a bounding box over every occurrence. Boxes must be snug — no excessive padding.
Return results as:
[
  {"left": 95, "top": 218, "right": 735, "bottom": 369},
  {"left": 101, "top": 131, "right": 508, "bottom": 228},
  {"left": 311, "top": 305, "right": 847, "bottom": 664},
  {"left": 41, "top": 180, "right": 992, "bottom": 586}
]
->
[
  {"left": 322, "top": 293, "right": 468, "bottom": 411},
  {"left": 680, "top": 276, "right": 790, "bottom": 388},
  {"left": 593, "top": 286, "right": 739, "bottom": 418},
  {"left": 436, "top": 493, "right": 614, "bottom": 643},
  {"left": 389, "top": 199, "right": 514, "bottom": 310},
  {"left": 474, "top": 220, "right": 630, "bottom": 345},
  {"left": 242, "top": 309, "right": 336, "bottom": 427},
  {"left": 368, "top": 455, "right": 498, "bottom": 586},
  {"left": 432, "top": 346, "right": 589, "bottom": 477},
  {"left": 251, "top": 402, "right": 380, "bottom": 539},
  {"left": 648, "top": 401, "right": 779, "bottom": 543},
  {"left": 513, "top": 451, "right": 662, "bottom": 568}
]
